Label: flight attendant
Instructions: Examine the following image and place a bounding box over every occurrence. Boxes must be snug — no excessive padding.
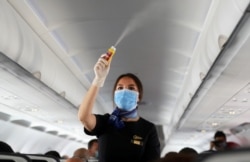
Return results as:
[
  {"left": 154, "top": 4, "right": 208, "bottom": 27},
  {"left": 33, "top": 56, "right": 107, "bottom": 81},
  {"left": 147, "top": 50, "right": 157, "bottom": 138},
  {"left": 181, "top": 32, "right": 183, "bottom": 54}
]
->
[{"left": 78, "top": 53, "right": 160, "bottom": 162}]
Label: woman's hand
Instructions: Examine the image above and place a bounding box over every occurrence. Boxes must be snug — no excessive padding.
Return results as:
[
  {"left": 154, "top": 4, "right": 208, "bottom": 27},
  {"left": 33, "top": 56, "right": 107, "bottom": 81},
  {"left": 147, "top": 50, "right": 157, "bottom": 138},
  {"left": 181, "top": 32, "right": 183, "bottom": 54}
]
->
[{"left": 92, "top": 54, "right": 110, "bottom": 87}]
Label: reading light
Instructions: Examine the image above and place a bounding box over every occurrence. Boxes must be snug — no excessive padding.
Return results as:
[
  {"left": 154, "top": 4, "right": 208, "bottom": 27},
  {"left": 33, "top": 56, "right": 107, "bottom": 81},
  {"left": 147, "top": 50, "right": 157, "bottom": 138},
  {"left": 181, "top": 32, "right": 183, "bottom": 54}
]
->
[
  {"left": 242, "top": 98, "right": 248, "bottom": 102},
  {"left": 218, "top": 35, "right": 228, "bottom": 49},
  {"left": 32, "top": 71, "right": 41, "bottom": 80},
  {"left": 232, "top": 98, "right": 237, "bottom": 101},
  {"left": 211, "top": 122, "right": 219, "bottom": 127}
]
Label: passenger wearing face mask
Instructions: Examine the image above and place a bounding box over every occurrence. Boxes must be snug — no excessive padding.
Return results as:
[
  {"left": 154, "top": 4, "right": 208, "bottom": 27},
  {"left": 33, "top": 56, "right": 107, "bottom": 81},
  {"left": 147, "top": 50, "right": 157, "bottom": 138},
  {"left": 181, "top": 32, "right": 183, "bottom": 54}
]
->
[
  {"left": 198, "top": 131, "right": 240, "bottom": 161},
  {"left": 88, "top": 139, "right": 98, "bottom": 162},
  {"left": 210, "top": 131, "right": 240, "bottom": 151},
  {"left": 78, "top": 53, "right": 160, "bottom": 162}
]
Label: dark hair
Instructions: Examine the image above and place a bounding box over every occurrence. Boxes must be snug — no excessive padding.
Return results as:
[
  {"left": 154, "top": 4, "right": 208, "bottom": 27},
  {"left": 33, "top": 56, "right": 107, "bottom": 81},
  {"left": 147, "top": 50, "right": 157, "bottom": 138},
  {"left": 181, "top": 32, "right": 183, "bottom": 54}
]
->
[
  {"left": 0, "top": 141, "right": 14, "bottom": 153},
  {"left": 88, "top": 139, "right": 98, "bottom": 149},
  {"left": 156, "top": 152, "right": 195, "bottom": 162},
  {"left": 112, "top": 73, "right": 143, "bottom": 102},
  {"left": 214, "top": 131, "right": 226, "bottom": 140},
  {"left": 45, "top": 150, "right": 61, "bottom": 158},
  {"left": 179, "top": 147, "right": 198, "bottom": 155},
  {"left": 164, "top": 151, "right": 178, "bottom": 158}
]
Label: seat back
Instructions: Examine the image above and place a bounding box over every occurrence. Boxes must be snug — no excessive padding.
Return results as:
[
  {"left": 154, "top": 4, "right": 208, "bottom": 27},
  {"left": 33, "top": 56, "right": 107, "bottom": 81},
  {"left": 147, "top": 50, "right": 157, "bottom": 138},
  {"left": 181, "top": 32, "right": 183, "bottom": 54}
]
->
[
  {"left": 197, "top": 147, "right": 250, "bottom": 162},
  {"left": 25, "top": 154, "right": 59, "bottom": 162},
  {"left": 0, "top": 153, "right": 30, "bottom": 162}
]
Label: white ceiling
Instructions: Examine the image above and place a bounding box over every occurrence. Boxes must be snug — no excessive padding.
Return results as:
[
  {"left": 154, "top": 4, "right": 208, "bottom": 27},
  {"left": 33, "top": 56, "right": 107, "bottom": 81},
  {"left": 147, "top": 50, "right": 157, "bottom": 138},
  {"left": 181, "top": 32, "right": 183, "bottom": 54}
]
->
[{"left": 0, "top": 0, "right": 250, "bottom": 155}]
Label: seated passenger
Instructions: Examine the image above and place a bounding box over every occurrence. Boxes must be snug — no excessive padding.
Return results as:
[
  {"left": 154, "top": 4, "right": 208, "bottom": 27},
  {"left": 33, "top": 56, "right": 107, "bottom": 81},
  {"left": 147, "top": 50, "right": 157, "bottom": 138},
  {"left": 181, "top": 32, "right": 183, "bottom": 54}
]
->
[
  {"left": 179, "top": 147, "right": 198, "bottom": 156},
  {"left": 153, "top": 152, "right": 196, "bottom": 162},
  {"left": 210, "top": 131, "right": 240, "bottom": 151},
  {"left": 66, "top": 157, "right": 86, "bottom": 162},
  {"left": 179, "top": 147, "right": 198, "bottom": 161},
  {"left": 73, "top": 148, "right": 89, "bottom": 160},
  {"left": 163, "top": 151, "right": 178, "bottom": 160},
  {"left": 44, "top": 150, "right": 61, "bottom": 159},
  {"left": 87, "top": 139, "right": 98, "bottom": 160}
]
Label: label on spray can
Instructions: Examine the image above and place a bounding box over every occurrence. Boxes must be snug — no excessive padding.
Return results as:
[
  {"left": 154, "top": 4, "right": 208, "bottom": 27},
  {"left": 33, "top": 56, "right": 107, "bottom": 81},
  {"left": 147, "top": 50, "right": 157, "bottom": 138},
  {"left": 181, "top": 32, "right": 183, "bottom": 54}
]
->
[{"left": 103, "top": 46, "right": 116, "bottom": 62}]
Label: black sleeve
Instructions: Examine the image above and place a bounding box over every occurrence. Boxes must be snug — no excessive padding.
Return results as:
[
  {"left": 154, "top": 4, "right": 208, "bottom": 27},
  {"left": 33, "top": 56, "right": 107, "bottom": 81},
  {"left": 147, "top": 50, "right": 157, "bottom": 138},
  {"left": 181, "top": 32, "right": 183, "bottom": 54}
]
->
[
  {"left": 142, "top": 125, "right": 161, "bottom": 162},
  {"left": 84, "top": 114, "right": 110, "bottom": 137}
]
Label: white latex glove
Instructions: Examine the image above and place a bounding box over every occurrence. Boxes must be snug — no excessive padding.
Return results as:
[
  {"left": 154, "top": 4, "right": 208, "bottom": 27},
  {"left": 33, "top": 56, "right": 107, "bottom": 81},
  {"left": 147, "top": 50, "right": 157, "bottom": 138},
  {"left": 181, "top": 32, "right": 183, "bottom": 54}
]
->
[{"left": 92, "top": 54, "right": 110, "bottom": 87}]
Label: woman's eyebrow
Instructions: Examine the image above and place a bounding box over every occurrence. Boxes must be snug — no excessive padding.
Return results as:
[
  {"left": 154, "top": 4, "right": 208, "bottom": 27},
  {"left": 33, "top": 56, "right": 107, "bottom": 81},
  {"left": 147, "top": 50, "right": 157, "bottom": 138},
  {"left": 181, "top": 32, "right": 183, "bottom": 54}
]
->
[{"left": 116, "top": 83, "right": 136, "bottom": 87}]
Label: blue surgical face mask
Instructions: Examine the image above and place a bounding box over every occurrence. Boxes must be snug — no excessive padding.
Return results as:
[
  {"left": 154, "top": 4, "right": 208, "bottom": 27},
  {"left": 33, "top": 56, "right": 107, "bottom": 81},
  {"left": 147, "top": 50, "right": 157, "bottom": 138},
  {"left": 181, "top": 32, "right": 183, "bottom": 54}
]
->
[{"left": 114, "top": 89, "right": 138, "bottom": 111}]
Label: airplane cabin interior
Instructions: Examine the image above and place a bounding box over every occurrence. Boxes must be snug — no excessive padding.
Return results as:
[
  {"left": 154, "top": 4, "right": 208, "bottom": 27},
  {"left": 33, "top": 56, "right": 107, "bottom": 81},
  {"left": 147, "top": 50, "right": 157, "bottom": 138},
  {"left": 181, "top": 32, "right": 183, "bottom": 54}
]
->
[{"left": 1, "top": 0, "right": 250, "bottom": 161}]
